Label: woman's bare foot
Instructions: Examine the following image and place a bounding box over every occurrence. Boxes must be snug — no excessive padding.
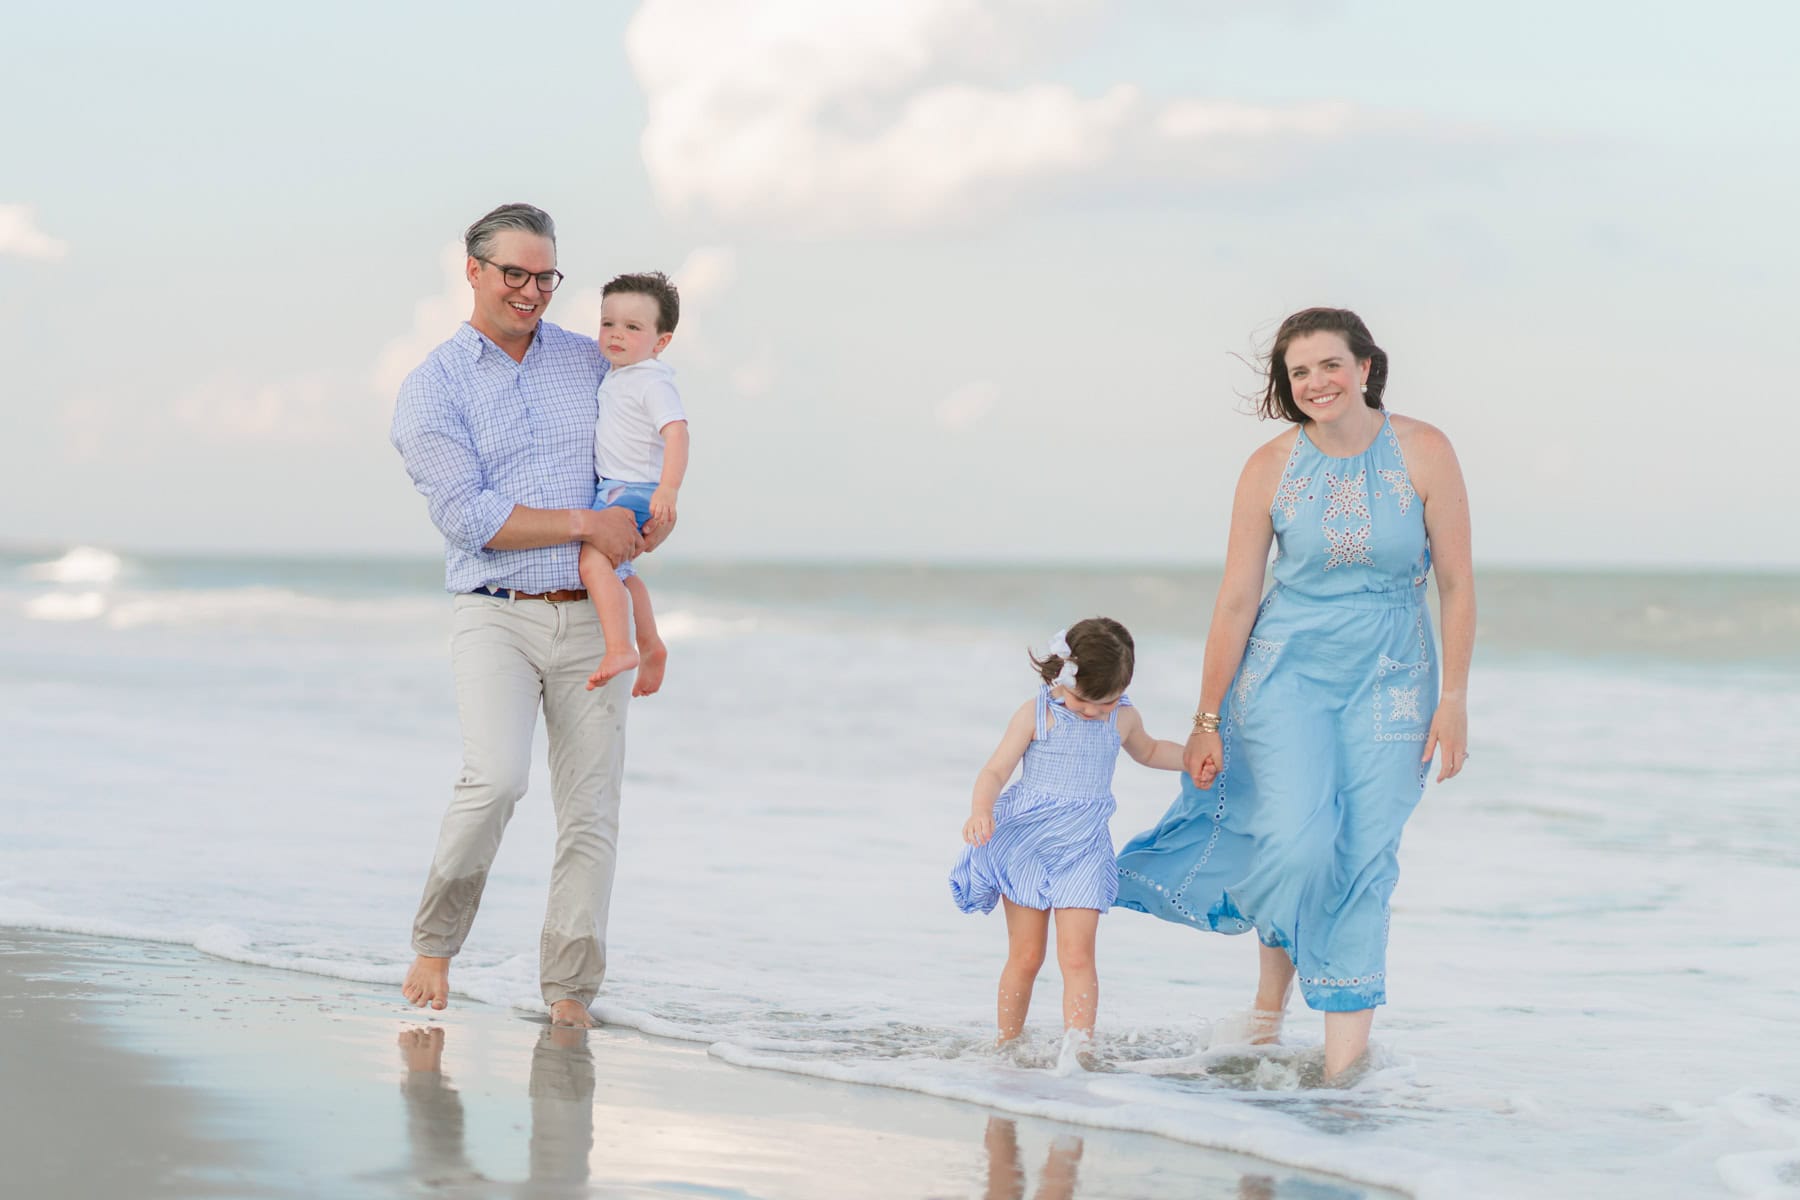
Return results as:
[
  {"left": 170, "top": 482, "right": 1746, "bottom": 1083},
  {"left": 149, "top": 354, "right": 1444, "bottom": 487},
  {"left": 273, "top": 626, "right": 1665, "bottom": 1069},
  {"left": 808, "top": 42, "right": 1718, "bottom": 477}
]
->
[
  {"left": 549, "top": 999, "right": 596, "bottom": 1028},
  {"left": 402, "top": 955, "right": 451, "bottom": 1010},
  {"left": 632, "top": 637, "right": 668, "bottom": 697},
  {"left": 585, "top": 648, "right": 640, "bottom": 691},
  {"left": 1247, "top": 1008, "right": 1286, "bottom": 1045}
]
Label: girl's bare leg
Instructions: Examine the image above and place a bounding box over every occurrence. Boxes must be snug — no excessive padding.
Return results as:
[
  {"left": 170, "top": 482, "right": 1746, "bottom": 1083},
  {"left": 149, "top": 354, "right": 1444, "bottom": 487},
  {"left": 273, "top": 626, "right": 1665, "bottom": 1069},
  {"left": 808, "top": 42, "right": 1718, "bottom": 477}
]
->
[
  {"left": 1250, "top": 942, "right": 1296, "bottom": 1044},
  {"left": 1052, "top": 907, "right": 1101, "bottom": 1035},
  {"left": 998, "top": 899, "right": 1049, "bottom": 1043},
  {"left": 578, "top": 544, "right": 638, "bottom": 689}
]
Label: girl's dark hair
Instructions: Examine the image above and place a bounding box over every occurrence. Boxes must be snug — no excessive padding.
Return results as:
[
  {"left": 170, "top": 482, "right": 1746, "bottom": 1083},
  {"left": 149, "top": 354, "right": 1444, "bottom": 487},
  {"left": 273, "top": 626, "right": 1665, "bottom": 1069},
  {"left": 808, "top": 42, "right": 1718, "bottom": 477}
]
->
[
  {"left": 1029, "top": 617, "right": 1135, "bottom": 700},
  {"left": 1256, "top": 307, "right": 1387, "bottom": 423}
]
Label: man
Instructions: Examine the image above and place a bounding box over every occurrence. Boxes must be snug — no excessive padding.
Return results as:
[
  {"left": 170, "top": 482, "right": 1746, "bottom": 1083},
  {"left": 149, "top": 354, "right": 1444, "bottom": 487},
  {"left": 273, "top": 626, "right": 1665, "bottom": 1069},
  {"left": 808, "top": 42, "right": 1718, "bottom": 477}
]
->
[{"left": 390, "top": 202, "right": 669, "bottom": 1028}]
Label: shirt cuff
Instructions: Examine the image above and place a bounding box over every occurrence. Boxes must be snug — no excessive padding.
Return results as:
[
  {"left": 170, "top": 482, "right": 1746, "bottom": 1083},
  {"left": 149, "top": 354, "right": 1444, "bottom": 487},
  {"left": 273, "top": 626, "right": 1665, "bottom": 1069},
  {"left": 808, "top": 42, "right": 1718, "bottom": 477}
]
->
[{"left": 467, "top": 492, "right": 516, "bottom": 554}]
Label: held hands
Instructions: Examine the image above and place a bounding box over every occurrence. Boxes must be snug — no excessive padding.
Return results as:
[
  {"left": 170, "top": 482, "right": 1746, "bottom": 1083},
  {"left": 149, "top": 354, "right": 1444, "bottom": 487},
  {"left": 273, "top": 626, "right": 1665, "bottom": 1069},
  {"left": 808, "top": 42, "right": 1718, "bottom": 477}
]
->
[
  {"left": 1184, "top": 729, "right": 1222, "bottom": 789},
  {"left": 963, "top": 811, "right": 995, "bottom": 846},
  {"left": 650, "top": 484, "right": 679, "bottom": 523},
  {"left": 1423, "top": 695, "right": 1470, "bottom": 783}
]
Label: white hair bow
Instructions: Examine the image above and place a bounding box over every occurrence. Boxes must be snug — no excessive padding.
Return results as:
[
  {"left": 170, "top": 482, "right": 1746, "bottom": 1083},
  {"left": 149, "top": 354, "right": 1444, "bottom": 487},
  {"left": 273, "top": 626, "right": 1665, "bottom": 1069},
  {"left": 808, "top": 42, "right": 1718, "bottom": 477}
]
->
[{"left": 1049, "top": 628, "right": 1079, "bottom": 689}]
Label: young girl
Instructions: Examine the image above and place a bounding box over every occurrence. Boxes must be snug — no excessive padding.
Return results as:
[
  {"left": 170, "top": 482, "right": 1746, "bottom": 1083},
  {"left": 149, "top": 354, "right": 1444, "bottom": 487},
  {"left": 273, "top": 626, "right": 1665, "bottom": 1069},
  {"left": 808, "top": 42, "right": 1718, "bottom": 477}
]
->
[{"left": 950, "top": 617, "right": 1186, "bottom": 1046}]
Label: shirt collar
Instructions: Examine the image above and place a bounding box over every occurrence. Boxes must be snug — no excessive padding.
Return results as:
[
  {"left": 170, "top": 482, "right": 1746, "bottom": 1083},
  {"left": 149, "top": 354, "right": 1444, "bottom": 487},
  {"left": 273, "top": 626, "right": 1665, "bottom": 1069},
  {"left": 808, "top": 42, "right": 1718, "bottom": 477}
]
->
[
  {"left": 607, "top": 356, "right": 674, "bottom": 381},
  {"left": 455, "top": 320, "right": 546, "bottom": 364}
]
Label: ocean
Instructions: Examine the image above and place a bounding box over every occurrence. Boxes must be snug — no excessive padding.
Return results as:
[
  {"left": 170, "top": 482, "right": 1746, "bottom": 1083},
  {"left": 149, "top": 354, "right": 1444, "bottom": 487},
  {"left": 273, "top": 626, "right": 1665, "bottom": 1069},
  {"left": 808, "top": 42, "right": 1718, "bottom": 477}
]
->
[{"left": 2, "top": 545, "right": 1797, "bottom": 1198}]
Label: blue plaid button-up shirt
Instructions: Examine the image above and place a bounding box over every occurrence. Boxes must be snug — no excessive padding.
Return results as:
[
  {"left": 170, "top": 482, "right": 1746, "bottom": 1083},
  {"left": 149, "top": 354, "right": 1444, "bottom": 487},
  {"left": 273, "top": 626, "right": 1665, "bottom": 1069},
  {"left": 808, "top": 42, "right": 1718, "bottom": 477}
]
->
[{"left": 391, "top": 321, "right": 609, "bottom": 593}]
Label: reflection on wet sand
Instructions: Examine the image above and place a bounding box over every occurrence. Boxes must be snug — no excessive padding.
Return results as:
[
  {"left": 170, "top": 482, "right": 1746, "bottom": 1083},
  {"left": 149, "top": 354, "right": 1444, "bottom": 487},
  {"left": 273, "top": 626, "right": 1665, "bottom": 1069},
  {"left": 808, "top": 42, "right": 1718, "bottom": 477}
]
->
[
  {"left": 980, "top": 1112, "right": 1369, "bottom": 1200},
  {"left": 983, "top": 1116, "right": 1082, "bottom": 1200},
  {"left": 397, "top": 1026, "right": 479, "bottom": 1188},
  {"left": 398, "top": 1024, "right": 597, "bottom": 1197},
  {"left": 394, "top": 1020, "right": 1380, "bottom": 1198},
  {"left": 529, "top": 1025, "right": 597, "bottom": 1193}
]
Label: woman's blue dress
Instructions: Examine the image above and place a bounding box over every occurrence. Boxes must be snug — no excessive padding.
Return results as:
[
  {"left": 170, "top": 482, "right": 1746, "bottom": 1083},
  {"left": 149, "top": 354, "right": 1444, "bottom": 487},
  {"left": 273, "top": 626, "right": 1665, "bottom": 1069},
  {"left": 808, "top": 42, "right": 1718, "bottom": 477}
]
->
[{"left": 1115, "top": 413, "right": 1439, "bottom": 1012}]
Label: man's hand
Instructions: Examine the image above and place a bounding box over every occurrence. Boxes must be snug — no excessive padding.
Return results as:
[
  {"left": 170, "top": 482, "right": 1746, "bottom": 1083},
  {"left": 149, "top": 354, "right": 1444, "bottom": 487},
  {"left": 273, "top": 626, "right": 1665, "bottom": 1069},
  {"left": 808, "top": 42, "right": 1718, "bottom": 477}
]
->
[
  {"left": 650, "top": 484, "right": 679, "bottom": 523},
  {"left": 578, "top": 506, "right": 644, "bottom": 565}
]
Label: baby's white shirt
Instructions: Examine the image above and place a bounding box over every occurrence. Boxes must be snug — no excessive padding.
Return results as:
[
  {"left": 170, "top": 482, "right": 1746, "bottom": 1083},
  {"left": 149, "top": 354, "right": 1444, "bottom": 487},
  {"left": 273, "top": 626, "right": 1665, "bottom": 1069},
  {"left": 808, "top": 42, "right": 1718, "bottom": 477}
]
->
[{"left": 594, "top": 358, "right": 687, "bottom": 484}]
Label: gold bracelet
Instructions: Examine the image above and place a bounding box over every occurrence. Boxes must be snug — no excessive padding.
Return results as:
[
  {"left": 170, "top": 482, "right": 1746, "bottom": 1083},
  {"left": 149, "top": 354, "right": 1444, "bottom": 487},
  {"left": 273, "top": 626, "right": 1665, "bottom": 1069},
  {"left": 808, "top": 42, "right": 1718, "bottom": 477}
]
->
[{"left": 1192, "top": 710, "right": 1221, "bottom": 734}]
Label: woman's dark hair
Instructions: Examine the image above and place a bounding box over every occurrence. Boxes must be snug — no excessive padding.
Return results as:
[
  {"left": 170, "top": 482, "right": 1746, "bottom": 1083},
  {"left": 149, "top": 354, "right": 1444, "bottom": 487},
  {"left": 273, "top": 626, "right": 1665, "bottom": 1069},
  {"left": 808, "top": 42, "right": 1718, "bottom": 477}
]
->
[
  {"left": 1256, "top": 307, "right": 1387, "bottom": 423},
  {"left": 1029, "top": 617, "right": 1135, "bottom": 700}
]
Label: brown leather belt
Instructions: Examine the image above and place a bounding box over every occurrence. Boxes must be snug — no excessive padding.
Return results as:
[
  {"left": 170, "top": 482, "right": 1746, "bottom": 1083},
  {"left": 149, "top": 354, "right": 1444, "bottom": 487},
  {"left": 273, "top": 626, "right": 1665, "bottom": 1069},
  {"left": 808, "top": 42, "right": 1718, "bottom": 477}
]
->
[{"left": 471, "top": 586, "right": 590, "bottom": 602}]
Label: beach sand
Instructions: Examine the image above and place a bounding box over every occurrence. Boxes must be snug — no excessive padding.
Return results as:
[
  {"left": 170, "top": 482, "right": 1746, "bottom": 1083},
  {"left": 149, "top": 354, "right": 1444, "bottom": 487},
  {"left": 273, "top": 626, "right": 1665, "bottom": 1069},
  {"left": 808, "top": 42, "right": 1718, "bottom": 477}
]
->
[{"left": 0, "top": 931, "right": 1401, "bottom": 1199}]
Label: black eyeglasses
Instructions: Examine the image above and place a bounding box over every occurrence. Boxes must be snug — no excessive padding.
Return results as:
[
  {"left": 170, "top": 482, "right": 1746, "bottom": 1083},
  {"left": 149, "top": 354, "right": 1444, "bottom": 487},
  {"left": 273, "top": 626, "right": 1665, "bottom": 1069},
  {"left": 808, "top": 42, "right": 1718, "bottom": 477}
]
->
[{"left": 476, "top": 257, "right": 565, "bottom": 293}]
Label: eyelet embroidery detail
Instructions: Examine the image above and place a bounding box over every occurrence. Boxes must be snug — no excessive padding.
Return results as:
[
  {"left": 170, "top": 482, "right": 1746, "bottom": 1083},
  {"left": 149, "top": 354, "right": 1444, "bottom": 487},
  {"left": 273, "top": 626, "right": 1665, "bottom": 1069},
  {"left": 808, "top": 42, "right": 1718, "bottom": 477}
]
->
[
  {"left": 1322, "top": 468, "right": 1370, "bottom": 522},
  {"left": 1374, "top": 653, "right": 1429, "bottom": 742},
  {"left": 1387, "top": 685, "right": 1422, "bottom": 723},
  {"left": 1323, "top": 523, "right": 1374, "bottom": 570},
  {"left": 1273, "top": 474, "right": 1313, "bottom": 521},
  {"left": 1234, "top": 637, "right": 1283, "bottom": 707},
  {"left": 1377, "top": 468, "right": 1415, "bottom": 515},
  {"left": 1300, "top": 970, "right": 1385, "bottom": 988}
]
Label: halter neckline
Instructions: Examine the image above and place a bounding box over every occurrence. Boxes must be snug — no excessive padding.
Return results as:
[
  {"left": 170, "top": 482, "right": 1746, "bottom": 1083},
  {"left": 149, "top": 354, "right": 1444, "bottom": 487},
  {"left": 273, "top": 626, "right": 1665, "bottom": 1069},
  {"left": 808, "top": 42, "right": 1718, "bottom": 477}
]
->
[{"left": 1298, "top": 410, "right": 1389, "bottom": 461}]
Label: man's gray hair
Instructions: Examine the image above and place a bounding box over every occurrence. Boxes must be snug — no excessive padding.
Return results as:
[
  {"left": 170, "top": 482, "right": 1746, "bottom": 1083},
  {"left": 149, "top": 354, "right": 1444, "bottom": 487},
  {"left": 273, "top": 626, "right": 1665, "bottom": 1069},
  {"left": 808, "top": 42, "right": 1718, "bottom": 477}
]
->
[{"left": 464, "top": 203, "right": 556, "bottom": 261}]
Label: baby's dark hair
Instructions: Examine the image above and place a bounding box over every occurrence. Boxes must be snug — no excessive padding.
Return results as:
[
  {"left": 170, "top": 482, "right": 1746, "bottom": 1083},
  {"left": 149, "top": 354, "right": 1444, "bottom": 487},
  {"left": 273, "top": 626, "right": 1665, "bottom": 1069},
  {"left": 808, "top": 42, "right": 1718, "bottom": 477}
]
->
[
  {"left": 1029, "top": 617, "right": 1135, "bottom": 700},
  {"left": 602, "top": 271, "right": 680, "bottom": 334}
]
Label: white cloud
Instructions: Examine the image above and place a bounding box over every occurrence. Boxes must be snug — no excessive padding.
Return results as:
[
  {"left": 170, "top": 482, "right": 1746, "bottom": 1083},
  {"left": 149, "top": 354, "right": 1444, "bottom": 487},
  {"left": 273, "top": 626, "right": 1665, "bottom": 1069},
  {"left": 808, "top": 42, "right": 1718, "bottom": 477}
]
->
[
  {"left": 626, "top": 0, "right": 1355, "bottom": 233},
  {"left": 372, "top": 243, "right": 475, "bottom": 399},
  {"left": 674, "top": 245, "right": 736, "bottom": 306},
  {"left": 174, "top": 369, "right": 353, "bottom": 444},
  {"left": 0, "top": 204, "right": 69, "bottom": 260}
]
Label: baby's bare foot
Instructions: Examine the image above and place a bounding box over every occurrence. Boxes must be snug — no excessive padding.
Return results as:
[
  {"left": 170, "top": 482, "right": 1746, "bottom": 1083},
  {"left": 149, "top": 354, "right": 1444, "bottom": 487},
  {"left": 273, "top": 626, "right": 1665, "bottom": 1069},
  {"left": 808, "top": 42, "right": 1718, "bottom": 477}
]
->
[
  {"left": 549, "top": 999, "right": 596, "bottom": 1028},
  {"left": 632, "top": 639, "right": 668, "bottom": 697},
  {"left": 585, "top": 648, "right": 640, "bottom": 691},
  {"left": 401, "top": 955, "right": 450, "bottom": 1011}
]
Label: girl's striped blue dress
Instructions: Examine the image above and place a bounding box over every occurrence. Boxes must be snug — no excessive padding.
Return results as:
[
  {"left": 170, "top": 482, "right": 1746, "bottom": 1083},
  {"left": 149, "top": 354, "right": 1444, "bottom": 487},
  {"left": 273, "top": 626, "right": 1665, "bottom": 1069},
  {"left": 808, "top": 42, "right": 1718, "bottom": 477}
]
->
[
  {"left": 950, "top": 686, "right": 1128, "bottom": 914},
  {"left": 1115, "top": 413, "right": 1438, "bottom": 1013}
]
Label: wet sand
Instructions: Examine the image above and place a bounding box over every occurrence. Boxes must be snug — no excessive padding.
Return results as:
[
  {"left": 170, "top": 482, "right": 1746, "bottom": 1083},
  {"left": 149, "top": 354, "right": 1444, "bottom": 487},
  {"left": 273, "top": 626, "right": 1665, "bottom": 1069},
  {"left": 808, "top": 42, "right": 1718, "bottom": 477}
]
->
[{"left": 0, "top": 932, "right": 1402, "bottom": 1198}]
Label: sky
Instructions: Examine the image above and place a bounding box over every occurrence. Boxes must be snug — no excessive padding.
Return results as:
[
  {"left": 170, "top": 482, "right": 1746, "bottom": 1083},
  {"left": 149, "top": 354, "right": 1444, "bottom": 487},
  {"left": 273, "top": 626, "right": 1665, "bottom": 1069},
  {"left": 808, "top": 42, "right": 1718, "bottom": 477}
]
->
[{"left": 4, "top": 0, "right": 1797, "bottom": 568}]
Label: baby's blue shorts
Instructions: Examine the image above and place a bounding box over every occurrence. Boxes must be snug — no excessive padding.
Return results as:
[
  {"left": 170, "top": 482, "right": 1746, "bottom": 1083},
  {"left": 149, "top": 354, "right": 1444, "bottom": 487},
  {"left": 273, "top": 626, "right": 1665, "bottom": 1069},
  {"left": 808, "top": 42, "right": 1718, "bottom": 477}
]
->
[
  {"left": 591, "top": 479, "right": 654, "bottom": 581},
  {"left": 592, "top": 479, "right": 656, "bottom": 532}
]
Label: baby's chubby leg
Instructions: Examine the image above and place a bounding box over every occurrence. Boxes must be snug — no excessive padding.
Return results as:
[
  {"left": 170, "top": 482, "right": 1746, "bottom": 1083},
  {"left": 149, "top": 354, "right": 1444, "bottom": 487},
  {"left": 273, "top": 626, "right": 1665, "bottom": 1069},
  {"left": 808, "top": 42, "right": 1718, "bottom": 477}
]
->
[
  {"left": 624, "top": 574, "right": 667, "bottom": 697},
  {"left": 577, "top": 542, "right": 640, "bottom": 690}
]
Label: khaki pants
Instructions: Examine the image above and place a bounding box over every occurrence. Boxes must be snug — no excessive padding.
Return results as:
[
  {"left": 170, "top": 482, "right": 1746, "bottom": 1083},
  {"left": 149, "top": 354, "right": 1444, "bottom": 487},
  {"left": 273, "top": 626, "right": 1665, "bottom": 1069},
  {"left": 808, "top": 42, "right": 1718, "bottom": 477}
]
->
[{"left": 410, "top": 592, "right": 629, "bottom": 1005}]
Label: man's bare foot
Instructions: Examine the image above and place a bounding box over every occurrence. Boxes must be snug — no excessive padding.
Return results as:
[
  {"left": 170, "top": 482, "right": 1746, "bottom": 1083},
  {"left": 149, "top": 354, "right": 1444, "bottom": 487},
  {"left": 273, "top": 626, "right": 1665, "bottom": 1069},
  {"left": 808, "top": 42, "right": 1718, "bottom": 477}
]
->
[
  {"left": 549, "top": 999, "right": 596, "bottom": 1028},
  {"left": 397, "top": 1025, "right": 446, "bottom": 1071},
  {"left": 1247, "top": 1008, "right": 1285, "bottom": 1045},
  {"left": 585, "top": 648, "right": 640, "bottom": 691},
  {"left": 402, "top": 954, "right": 450, "bottom": 1010},
  {"left": 631, "top": 638, "right": 668, "bottom": 697}
]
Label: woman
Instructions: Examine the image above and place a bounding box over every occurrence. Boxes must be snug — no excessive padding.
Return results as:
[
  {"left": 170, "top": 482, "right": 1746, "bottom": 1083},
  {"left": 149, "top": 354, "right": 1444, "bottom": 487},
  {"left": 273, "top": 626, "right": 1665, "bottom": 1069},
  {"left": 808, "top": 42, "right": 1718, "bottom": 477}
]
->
[{"left": 1115, "top": 307, "right": 1473, "bottom": 1080}]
